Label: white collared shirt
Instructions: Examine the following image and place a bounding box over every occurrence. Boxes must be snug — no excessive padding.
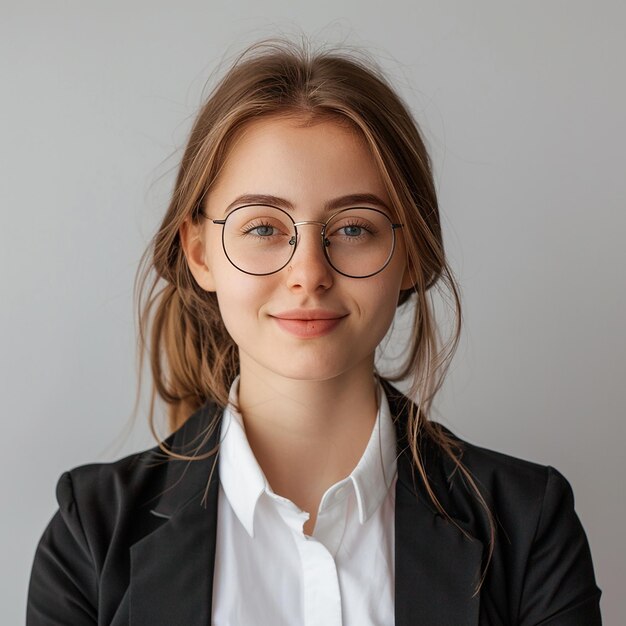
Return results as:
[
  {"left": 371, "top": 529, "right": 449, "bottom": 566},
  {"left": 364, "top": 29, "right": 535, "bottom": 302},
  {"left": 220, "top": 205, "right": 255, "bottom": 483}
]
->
[{"left": 212, "top": 378, "right": 397, "bottom": 626}]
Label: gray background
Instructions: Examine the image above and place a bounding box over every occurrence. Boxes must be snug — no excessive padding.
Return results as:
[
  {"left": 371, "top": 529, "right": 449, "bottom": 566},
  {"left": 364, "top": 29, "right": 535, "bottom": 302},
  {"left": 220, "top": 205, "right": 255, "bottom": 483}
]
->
[{"left": 2, "top": 1, "right": 624, "bottom": 623}]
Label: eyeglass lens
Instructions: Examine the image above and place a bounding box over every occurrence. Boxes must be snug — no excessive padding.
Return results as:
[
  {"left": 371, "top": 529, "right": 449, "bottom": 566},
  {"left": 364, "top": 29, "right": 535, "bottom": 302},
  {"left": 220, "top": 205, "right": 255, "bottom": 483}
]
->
[{"left": 220, "top": 205, "right": 397, "bottom": 277}]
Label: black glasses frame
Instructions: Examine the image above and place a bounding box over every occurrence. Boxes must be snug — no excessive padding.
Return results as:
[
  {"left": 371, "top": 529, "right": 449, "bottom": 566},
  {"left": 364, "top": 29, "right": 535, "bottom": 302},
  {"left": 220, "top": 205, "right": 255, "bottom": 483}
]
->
[{"left": 200, "top": 204, "right": 403, "bottom": 279}]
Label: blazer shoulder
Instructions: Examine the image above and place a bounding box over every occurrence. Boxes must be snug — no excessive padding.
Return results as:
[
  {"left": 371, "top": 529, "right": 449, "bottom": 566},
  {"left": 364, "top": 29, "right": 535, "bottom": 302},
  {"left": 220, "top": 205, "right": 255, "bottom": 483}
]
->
[
  {"left": 455, "top": 433, "right": 555, "bottom": 496},
  {"left": 28, "top": 428, "right": 207, "bottom": 626},
  {"left": 50, "top": 447, "right": 172, "bottom": 571},
  {"left": 385, "top": 381, "right": 558, "bottom": 513},
  {"left": 58, "top": 444, "right": 168, "bottom": 515},
  {"left": 446, "top": 433, "right": 601, "bottom": 623},
  {"left": 57, "top": 400, "right": 221, "bottom": 520},
  {"left": 418, "top": 424, "right": 582, "bottom": 542},
  {"left": 442, "top": 427, "right": 573, "bottom": 523}
]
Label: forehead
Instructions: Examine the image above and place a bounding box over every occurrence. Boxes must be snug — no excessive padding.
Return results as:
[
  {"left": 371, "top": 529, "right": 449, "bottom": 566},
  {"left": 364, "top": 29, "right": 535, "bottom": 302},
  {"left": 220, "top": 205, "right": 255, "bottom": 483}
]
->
[{"left": 206, "top": 114, "right": 391, "bottom": 213}]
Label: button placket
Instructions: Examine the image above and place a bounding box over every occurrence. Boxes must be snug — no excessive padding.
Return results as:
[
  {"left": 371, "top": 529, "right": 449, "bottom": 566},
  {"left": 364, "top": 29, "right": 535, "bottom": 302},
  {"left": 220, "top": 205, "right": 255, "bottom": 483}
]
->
[{"left": 296, "top": 532, "right": 343, "bottom": 626}]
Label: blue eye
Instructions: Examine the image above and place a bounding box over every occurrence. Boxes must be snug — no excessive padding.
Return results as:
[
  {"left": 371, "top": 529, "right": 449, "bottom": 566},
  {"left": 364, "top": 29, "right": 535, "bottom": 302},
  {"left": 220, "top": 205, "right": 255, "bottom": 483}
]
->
[
  {"left": 242, "top": 222, "right": 278, "bottom": 237},
  {"left": 252, "top": 225, "right": 274, "bottom": 237},
  {"left": 342, "top": 225, "right": 362, "bottom": 237}
]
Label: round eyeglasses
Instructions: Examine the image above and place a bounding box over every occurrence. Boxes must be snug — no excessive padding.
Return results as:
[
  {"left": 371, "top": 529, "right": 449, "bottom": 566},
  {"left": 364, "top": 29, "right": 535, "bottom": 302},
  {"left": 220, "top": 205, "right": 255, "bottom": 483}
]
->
[{"left": 200, "top": 204, "right": 403, "bottom": 278}]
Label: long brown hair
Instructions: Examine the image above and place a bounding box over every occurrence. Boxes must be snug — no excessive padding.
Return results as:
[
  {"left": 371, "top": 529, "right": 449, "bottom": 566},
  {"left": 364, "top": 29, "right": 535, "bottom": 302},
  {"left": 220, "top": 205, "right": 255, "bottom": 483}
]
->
[{"left": 134, "top": 38, "right": 494, "bottom": 587}]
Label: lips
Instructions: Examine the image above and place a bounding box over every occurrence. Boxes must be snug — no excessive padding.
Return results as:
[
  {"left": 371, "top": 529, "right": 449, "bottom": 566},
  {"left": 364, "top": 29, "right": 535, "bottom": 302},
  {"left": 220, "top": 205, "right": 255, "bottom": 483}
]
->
[{"left": 270, "top": 309, "right": 347, "bottom": 338}]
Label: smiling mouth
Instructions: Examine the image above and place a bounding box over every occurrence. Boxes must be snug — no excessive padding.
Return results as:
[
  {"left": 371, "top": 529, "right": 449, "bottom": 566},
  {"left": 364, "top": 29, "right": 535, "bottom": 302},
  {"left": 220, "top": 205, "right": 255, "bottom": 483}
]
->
[{"left": 271, "top": 310, "right": 347, "bottom": 338}]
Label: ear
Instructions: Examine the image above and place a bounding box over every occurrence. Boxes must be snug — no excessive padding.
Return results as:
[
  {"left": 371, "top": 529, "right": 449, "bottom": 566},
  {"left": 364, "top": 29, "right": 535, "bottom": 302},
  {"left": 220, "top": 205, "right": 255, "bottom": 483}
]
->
[{"left": 179, "top": 217, "right": 216, "bottom": 292}]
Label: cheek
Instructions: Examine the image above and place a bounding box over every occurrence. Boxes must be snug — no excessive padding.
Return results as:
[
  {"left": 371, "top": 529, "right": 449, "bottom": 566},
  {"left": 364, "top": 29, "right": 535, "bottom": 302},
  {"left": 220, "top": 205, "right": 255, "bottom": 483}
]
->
[
  {"left": 374, "top": 289, "right": 402, "bottom": 333},
  {"left": 352, "top": 280, "right": 400, "bottom": 336},
  {"left": 211, "top": 271, "right": 270, "bottom": 334},
  {"left": 374, "top": 261, "right": 405, "bottom": 307},
  {"left": 365, "top": 273, "right": 405, "bottom": 332}
]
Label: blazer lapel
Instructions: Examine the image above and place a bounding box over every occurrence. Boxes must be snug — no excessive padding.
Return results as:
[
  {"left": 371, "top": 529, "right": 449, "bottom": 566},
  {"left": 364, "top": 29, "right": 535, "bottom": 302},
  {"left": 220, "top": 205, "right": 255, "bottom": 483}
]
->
[
  {"left": 129, "top": 403, "right": 222, "bottom": 626},
  {"left": 394, "top": 452, "right": 483, "bottom": 625},
  {"left": 386, "top": 384, "right": 483, "bottom": 626}
]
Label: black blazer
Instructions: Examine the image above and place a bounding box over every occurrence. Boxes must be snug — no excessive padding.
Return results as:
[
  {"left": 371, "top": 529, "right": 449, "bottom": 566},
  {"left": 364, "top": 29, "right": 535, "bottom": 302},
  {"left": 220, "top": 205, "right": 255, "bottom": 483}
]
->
[{"left": 27, "top": 384, "right": 602, "bottom": 625}]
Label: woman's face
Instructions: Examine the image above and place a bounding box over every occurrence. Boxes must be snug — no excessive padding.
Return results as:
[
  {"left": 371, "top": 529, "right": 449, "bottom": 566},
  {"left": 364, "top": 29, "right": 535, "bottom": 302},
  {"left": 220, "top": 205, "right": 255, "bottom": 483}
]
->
[{"left": 187, "top": 115, "right": 412, "bottom": 385}]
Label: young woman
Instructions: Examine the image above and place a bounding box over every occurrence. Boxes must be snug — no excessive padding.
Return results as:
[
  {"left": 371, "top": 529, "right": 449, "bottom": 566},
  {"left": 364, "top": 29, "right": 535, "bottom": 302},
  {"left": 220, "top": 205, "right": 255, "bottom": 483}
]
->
[{"left": 27, "top": 41, "right": 602, "bottom": 625}]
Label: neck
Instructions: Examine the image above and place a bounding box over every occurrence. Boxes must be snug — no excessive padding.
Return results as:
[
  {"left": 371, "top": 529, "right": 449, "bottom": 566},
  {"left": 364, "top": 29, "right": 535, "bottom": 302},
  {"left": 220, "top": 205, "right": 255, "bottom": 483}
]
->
[{"left": 236, "top": 356, "right": 380, "bottom": 528}]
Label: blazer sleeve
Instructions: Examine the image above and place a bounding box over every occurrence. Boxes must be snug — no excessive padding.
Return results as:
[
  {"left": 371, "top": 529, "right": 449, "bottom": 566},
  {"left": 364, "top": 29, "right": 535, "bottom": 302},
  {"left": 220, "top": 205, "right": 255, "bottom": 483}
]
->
[
  {"left": 518, "top": 466, "right": 602, "bottom": 625},
  {"left": 27, "top": 472, "right": 98, "bottom": 626}
]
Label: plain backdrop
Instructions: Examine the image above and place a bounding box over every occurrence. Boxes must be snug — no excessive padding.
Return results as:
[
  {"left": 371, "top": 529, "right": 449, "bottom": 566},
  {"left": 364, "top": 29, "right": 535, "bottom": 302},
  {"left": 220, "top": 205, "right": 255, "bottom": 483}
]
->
[{"left": 2, "top": 1, "right": 624, "bottom": 623}]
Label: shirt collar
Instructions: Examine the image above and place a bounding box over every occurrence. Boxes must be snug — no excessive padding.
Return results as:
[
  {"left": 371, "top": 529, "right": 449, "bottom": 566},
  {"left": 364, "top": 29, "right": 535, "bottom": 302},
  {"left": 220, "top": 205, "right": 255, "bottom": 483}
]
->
[
  {"left": 218, "top": 377, "right": 266, "bottom": 537},
  {"left": 218, "top": 376, "right": 397, "bottom": 537},
  {"left": 348, "top": 383, "right": 397, "bottom": 523}
]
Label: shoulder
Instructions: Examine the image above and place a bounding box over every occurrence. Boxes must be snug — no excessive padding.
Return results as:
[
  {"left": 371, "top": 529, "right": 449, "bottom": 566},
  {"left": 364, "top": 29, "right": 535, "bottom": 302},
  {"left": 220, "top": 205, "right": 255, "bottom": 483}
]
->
[
  {"left": 54, "top": 401, "right": 221, "bottom": 550},
  {"left": 454, "top": 431, "right": 568, "bottom": 510},
  {"left": 28, "top": 444, "right": 173, "bottom": 625},
  {"left": 47, "top": 444, "right": 172, "bottom": 583},
  {"left": 456, "top": 435, "right": 601, "bottom": 621},
  {"left": 425, "top": 427, "right": 601, "bottom": 622},
  {"left": 28, "top": 405, "right": 221, "bottom": 625},
  {"left": 383, "top": 380, "right": 576, "bottom": 536},
  {"left": 430, "top": 424, "right": 578, "bottom": 540},
  {"left": 56, "top": 444, "right": 168, "bottom": 524}
]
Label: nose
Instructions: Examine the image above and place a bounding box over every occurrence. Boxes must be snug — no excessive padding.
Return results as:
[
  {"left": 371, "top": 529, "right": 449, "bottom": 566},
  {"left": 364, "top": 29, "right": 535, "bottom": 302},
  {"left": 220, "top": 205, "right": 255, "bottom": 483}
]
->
[{"left": 285, "top": 222, "right": 334, "bottom": 293}]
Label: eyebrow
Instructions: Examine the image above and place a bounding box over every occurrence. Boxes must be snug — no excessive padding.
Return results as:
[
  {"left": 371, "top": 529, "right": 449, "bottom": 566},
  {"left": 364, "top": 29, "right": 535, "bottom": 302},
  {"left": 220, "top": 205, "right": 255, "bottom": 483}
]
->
[{"left": 224, "top": 193, "right": 392, "bottom": 214}]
